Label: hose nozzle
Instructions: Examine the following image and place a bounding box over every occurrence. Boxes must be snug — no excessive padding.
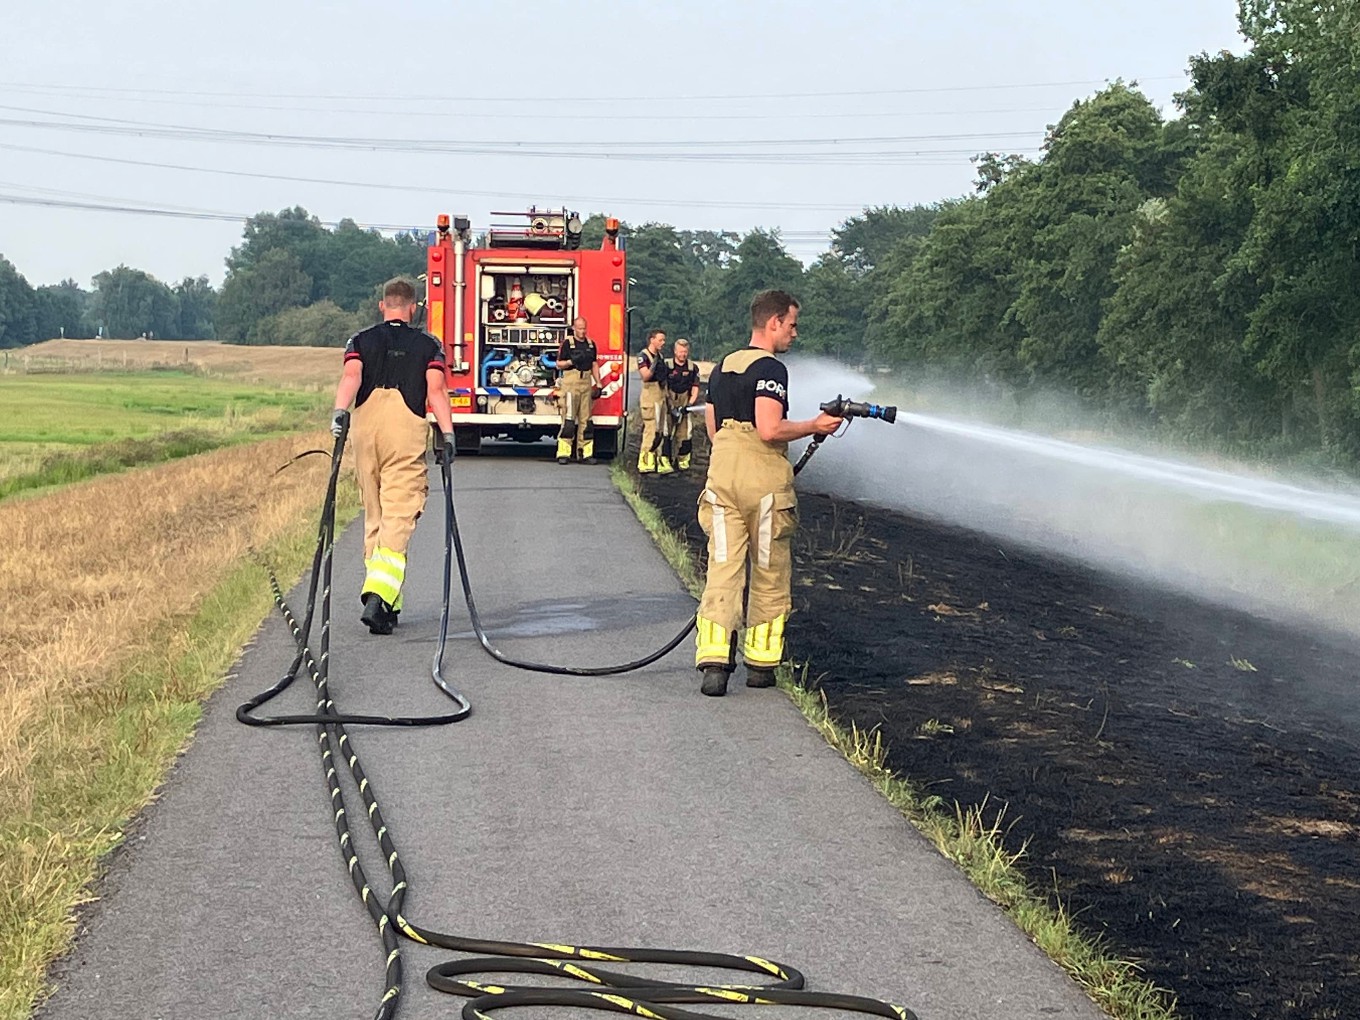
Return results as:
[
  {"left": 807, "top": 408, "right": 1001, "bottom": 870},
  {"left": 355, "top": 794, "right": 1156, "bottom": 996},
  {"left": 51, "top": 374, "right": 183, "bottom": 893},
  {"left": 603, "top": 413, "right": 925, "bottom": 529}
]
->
[{"left": 820, "top": 394, "right": 897, "bottom": 424}]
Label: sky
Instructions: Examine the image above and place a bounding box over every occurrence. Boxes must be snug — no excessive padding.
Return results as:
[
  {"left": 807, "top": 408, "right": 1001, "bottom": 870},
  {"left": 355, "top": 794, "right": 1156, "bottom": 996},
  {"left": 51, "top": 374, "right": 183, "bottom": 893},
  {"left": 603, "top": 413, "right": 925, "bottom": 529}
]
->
[{"left": 0, "top": 0, "right": 1248, "bottom": 290}]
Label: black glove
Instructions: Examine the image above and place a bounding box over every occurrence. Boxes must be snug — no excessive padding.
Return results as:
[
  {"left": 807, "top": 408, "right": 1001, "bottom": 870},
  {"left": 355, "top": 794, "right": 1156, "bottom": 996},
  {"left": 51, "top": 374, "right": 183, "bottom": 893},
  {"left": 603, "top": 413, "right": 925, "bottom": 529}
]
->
[
  {"left": 434, "top": 431, "right": 455, "bottom": 465},
  {"left": 330, "top": 408, "right": 349, "bottom": 438},
  {"left": 591, "top": 385, "right": 603, "bottom": 400}
]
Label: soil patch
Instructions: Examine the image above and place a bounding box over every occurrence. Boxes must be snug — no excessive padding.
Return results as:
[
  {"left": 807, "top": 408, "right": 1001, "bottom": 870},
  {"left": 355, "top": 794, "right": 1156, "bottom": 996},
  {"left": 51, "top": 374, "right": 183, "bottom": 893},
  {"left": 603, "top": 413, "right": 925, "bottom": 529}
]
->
[{"left": 626, "top": 425, "right": 1360, "bottom": 1020}]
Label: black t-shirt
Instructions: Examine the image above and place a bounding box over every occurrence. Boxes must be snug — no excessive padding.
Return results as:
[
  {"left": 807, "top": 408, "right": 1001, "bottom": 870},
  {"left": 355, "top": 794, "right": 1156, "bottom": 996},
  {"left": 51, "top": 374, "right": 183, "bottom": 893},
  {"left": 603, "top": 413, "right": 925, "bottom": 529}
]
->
[
  {"left": 559, "top": 335, "right": 597, "bottom": 373},
  {"left": 637, "top": 348, "right": 669, "bottom": 386},
  {"left": 665, "top": 358, "right": 700, "bottom": 396},
  {"left": 707, "top": 348, "right": 788, "bottom": 425},
  {"left": 344, "top": 320, "right": 446, "bottom": 418}
]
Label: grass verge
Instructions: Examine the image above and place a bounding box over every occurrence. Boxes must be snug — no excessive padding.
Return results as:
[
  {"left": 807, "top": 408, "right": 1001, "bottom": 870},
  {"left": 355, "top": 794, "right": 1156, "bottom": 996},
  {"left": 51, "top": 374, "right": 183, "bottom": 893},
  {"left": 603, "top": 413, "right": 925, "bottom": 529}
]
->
[
  {"left": 610, "top": 460, "right": 1181, "bottom": 1020},
  {"left": 0, "top": 436, "right": 359, "bottom": 1020},
  {"left": 0, "top": 425, "right": 304, "bottom": 502}
]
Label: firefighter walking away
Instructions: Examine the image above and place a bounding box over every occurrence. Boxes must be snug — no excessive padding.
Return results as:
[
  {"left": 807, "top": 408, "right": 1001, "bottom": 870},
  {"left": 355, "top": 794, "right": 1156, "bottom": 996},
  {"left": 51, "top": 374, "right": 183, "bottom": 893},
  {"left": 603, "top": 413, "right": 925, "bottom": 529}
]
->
[
  {"left": 331, "top": 278, "right": 455, "bottom": 635},
  {"left": 694, "top": 290, "right": 841, "bottom": 696}
]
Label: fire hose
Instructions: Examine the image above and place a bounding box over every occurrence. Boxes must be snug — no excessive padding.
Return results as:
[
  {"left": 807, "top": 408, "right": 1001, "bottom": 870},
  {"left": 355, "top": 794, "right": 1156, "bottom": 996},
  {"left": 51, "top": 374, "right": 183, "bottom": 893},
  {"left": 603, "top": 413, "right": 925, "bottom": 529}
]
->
[{"left": 236, "top": 401, "right": 911, "bottom": 1020}]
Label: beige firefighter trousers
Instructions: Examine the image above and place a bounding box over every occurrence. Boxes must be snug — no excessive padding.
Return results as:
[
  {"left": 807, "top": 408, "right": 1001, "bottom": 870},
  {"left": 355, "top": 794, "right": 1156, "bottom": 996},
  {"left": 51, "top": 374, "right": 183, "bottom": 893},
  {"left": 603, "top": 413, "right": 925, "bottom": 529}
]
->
[
  {"left": 638, "top": 381, "right": 667, "bottom": 470},
  {"left": 557, "top": 369, "right": 594, "bottom": 459},
  {"left": 667, "top": 390, "right": 693, "bottom": 466},
  {"left": 695, "top": 422, "right": 797, "bottom": 670},
  {"left": 350, "top": 389, "right": 430, "bottom": 607}
]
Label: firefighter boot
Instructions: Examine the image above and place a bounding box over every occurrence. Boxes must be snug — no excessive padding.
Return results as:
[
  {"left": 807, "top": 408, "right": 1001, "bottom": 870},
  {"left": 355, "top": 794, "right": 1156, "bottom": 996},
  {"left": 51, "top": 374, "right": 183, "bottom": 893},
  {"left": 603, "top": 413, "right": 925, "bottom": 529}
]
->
[
  {"left": 745, "top": 665, "right": 777, "bottom": 688},
  {"left": 556, "top": 437, "right": 572, "bottom": 465},
  {"left": 657, "top": 454, "right": 675, "bottom": 476},
  {"left": 360, "top": 593, "right": 396, "bottom": 635},
  {"left": 637, "top": 449, "right": 656, "bottom": 474},
  {"left": 699, "top": 666, "right": 730, "bottom": 697},
  {"left": 580, "top": 438, "right": 596, "bottom": 465}
]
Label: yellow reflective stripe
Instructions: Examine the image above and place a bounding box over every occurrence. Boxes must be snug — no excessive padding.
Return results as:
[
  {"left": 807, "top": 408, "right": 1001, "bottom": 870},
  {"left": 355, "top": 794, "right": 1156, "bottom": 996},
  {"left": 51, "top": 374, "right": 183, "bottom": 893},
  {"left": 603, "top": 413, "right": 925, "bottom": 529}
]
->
[
  {"left": 744, "top": 954, "right": 788, "bottom": 979},
  {"left": 372, "top": 547, "right": 406, "bottom": 570},
  {"left": 742, "top": 616, "right": 786, "bottom": 667},
  {"left": 695, "top": 617, "right": 730, "bottom": 664},
  {"left": 531, "top": 942, "right": 627, "bottom": 961},
  {"left": 592, "top": 993, "right": 663, "bottom": 1018}
]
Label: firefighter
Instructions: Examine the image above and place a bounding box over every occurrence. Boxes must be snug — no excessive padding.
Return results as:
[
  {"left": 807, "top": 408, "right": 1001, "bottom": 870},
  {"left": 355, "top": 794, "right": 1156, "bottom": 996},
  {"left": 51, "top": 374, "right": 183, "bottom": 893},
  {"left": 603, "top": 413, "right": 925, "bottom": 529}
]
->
[
  {"left": 636, "top": 329, "right": 672, "bottom": 474},
  {"left": 663, "top": 338, "right": 701, "bottom": 471},
  {"left": 331, "top": 278, "right": 455, "bottom": 635},
  {"left": 694, "top": 289, "right": 842, "bottom": 696},
  {"left": 554, "top": 315, "right": 602, "bottom": 464}
]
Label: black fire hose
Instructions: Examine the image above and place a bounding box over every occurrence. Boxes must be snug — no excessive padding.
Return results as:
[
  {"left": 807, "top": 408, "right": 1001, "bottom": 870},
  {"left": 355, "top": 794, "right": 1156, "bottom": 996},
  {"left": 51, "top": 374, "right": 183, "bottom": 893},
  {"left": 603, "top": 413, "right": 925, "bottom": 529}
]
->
[
  {"left": 236, "top": 419, "right": 471, "bottom": 728},
  {"left": 235, "top": 411, "right": 918, "bottom": 1020}
]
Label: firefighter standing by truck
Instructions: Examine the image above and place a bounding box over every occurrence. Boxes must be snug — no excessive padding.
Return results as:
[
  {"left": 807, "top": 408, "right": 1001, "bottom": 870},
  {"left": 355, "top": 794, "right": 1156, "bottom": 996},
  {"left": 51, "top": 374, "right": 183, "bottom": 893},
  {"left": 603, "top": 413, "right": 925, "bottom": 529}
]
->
[
  {"left": 554, "top": 315, "right": 603, "bottom": 464},
  {"left": 330, "top": 278, "right": 455, "bottom": 635},
  {"left": 694, "top": 290, "right": 842, "bottom": 697},
  {"left": 663, "top": 338, "right": 701, "bottom": 471},
  {"left": 636, "top": 329, "right": 673, "bottom": 475}
]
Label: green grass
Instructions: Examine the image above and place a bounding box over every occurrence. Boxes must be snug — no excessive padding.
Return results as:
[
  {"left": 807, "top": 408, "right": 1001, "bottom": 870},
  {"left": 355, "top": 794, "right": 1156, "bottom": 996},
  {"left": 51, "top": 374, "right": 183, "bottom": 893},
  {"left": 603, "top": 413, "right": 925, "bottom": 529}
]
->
[
  {"left": 0, "top": 372, "right": 327, "bottom": 495},
  {"left": 0, "top": 477, "right": 361, "bottom": 1020},
  {"left": 610, "top": 460, "right": 1181, "bottom": 1020}
]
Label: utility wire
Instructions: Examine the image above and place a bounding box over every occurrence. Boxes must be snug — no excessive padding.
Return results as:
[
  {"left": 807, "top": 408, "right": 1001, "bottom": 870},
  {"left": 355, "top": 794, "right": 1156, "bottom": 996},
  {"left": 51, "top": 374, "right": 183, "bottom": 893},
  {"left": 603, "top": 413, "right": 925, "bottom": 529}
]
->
[
  {"left": 0, "top": 84, "right": 1095, "bottom": 121},
  {"left": 0, "top": 142, "right": 879, "bottom": 213},
  {"left": 0, "top": 74, "right": 1183, "bottom": 104},
  {"left": 0, "top": 105, "right": 1047, "bottom": 152}
]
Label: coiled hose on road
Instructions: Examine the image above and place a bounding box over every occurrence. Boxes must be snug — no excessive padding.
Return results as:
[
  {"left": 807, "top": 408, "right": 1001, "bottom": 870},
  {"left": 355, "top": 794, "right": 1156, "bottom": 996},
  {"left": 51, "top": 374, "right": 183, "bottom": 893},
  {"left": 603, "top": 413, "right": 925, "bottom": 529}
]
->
[{"left": 236, "top": 422, "right": 918, "bottom": 1020}]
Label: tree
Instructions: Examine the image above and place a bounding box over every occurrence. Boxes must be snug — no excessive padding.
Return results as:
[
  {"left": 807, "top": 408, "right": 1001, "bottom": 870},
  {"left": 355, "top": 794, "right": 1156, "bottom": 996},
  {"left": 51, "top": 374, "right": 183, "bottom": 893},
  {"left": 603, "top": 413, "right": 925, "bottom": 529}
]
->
[
  {"left": 35, "top": 279, "right": 94, "bottom": 340},
  {"left": 173, "top": 276, "right": 217, "bottom": 339},
  {"left": 716, "top": 229, "right": 805, "bottom": 337},
  {"left": 216, "top": 249, "right": 312, "bottom": 343},
  {"left": 831, "top": 205, "right": 939, "bottom": 275},
  {"left": 0, "top": 256, "right": 39, "bottom": 347},
  {"left": 226, "top": 206, "right": 331, "bottom": 302},
  {"left": 91, "top": 265, "right": 177, "bottom": 339},
  {"left": 254, "top": 300, "right": 367, "bottom": 347}
]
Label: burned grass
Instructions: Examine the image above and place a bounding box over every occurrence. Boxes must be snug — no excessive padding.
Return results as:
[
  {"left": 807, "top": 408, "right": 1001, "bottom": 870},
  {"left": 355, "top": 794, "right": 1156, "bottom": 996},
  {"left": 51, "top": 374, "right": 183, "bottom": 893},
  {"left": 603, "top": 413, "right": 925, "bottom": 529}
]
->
[{"left": 629, "top": 429, "right": 1360, "bottom": 1020}]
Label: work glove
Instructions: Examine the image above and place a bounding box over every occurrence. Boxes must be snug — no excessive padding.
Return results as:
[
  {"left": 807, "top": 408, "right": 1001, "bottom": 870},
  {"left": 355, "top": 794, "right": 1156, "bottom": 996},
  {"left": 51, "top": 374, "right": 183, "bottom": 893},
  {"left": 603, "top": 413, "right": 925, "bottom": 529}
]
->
[
  {"left": 434, "top": 431, "right": 456, "bottom": 466},
  {"left": 591, "top": 385, "right": 603, "bottom": 400},
  {"left": 330, "top": 408, "right": 349, "bottom": 438}
]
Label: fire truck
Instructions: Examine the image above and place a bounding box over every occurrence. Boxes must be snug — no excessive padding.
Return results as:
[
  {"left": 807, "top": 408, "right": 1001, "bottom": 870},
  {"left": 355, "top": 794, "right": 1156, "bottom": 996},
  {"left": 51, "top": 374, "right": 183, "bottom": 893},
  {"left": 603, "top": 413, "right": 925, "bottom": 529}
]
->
[{"left": 423, "top": 208, "right": 630, "bottom": 458}]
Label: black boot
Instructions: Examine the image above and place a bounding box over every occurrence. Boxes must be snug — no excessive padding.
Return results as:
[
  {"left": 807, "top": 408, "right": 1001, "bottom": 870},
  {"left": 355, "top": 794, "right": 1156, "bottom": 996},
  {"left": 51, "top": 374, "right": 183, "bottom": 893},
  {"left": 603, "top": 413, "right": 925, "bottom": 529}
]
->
[
  {"left": 699, "top": 666, "right": 730, "bottom": 697},
  {"left": 745, "top": 665, "right": 777, "bottom": 688},
  {"left": 360, "top": 593, "right": 395, "bottom": 635}
]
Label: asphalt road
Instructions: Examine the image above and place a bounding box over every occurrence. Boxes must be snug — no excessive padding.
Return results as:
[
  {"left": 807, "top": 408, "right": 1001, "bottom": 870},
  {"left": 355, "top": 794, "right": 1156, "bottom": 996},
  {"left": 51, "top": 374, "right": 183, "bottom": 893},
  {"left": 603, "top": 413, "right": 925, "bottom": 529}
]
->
[{"left": 35, "top": 445, "right": 1109, "bottom": 1020}]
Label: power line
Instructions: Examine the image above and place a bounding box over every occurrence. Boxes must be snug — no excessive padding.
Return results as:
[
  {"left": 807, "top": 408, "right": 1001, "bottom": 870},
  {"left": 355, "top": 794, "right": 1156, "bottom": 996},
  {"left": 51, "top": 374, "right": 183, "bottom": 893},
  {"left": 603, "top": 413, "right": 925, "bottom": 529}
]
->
[
  {"left": 0, "top": 113, "right": 1045, "bottom": 166},
  {"left": 0, "top": 75, "right": 1185, "bottom": 105},
  {"left": 0, "top": 84, "right": 1086, "bottom": 122},
  {"left": 0, "top": 104, "right": 1045, "bottom": 150},
  {"left": 0, "top": 142, "right": 883, "bottom": 214},
  {"left": 0, "top": 191, "right": 844, "bottom": 243}
]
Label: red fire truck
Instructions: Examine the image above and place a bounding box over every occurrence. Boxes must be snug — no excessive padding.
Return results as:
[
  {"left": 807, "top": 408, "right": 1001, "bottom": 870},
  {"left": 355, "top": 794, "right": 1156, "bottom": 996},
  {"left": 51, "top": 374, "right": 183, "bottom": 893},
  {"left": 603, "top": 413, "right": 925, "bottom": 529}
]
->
[{"left": 423, "top": 207, "right": 630, "bottom": 458}]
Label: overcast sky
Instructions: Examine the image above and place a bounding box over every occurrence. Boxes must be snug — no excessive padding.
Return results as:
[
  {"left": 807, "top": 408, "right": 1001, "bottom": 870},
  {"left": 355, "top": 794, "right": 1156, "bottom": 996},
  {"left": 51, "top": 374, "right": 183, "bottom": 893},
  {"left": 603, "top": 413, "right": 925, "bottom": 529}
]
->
[{"left": 0, "top": 0, "right": 1247, "bottom": 289}]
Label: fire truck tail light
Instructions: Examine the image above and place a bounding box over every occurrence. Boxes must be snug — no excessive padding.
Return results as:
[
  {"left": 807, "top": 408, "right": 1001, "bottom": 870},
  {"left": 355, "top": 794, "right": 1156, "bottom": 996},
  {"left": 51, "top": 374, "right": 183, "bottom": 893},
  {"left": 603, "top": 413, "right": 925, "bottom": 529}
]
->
[
  {"left": 431, "top": 250, "right": 443, "bottom": 262},
  {"left": 431, "top": 273, "right": 442, "bottom": 287},
  {"left": 611, "top": 255, "right": 623, "bottom": 266},
  {"left": 612, "top": 280, "right": 622, "bottom": 292}
]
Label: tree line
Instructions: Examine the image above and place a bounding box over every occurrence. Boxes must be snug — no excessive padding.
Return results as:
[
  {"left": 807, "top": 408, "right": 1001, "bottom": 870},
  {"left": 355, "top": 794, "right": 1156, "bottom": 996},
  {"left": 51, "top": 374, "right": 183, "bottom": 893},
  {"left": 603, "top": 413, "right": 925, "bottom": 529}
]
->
[{"left": 1, "top": 2, "right": 1355, "bottom": 463}]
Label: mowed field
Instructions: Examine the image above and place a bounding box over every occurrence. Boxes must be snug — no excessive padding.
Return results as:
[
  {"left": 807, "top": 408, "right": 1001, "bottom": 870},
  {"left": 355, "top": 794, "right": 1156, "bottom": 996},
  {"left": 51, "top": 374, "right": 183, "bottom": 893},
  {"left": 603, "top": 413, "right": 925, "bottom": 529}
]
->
[
  {"left": 12, "top": 339, "right": 341, "bottom": 388},
  {"left": 0, "top": 341, "right": 342, "bottom": 496},
  {"left": 0, "top": 352, "right": 359, "bottom": 1019}
]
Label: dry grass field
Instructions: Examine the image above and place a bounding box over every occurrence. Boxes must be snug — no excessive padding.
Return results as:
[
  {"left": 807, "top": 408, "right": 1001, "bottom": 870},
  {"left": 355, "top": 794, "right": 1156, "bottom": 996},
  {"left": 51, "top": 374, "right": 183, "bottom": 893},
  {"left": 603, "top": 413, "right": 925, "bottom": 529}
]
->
[
  {"left": 0, "top": 432, "right": 357, "bottom": 1019},
  {"left": 9, "top": 340, "right": 342, "bottom": 390}
]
